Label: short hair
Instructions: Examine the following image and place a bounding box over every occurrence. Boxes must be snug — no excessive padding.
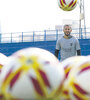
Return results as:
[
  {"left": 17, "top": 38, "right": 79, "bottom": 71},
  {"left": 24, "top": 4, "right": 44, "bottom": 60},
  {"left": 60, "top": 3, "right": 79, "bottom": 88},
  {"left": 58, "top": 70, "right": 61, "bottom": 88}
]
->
[{"left": 63, "top": 24, "right": 72, "bottom": 29}]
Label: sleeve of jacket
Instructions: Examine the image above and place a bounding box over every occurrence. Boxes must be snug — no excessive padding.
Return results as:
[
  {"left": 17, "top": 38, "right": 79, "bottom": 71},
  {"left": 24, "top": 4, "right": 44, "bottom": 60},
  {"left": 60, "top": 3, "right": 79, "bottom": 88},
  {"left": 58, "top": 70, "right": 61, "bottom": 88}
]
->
[
  {"left": 55, "top": 49, "right": 59, "bottom": 58},
  {"left": 77, "top": 49, "right": 81, "bottom": 55}
]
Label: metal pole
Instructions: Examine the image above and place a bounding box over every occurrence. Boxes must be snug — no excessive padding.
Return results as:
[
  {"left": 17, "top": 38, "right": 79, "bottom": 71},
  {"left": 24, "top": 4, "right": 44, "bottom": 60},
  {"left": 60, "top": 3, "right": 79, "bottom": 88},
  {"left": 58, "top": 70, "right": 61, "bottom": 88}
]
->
[
  {"left": 22, "top": 32, "right": 23, "bottom": 42},
  {"left": 83, "top": 0, "right": 86, "bottom": 38},
  {"left": 79, "top": 0, "right": 81, "bottom": 39},
  {"left": 79, "top": 0, "right": 86, "bottom": 39}
]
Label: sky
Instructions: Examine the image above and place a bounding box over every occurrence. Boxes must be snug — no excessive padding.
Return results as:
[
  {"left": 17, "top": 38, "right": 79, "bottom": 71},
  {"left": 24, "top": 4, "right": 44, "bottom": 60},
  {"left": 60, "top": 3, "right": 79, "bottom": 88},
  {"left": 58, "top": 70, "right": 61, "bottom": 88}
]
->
[{"left": 0, "top": 0, "right": 89, "bottom": 33}]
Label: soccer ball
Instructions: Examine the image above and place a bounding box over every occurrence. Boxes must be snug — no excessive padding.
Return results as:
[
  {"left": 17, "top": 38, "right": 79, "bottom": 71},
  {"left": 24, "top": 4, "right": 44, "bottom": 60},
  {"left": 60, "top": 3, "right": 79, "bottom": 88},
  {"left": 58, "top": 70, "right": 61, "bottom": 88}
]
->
[
  {"left": 58, "top": 0, "right": 78, "bottom": 11},
  {"left": 12, "top": 47, "right": 59, "bottom": 67},
  {"left": 0, "top": 53, "right": 8, "bottom": 99},
  {"left": 59, "top": 56, "right": 86, "bottom": 100},
  {"left": 66, "top": 56, "right": 90, "bottom": 100},
  {"left": 0, "top": 47, "right": 64, "bottom": 100}
]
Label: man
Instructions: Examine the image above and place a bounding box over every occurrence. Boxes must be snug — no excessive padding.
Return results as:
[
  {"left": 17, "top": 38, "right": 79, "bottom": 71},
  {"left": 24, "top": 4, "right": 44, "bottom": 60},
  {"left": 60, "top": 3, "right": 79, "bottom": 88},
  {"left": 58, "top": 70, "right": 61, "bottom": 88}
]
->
[{"left": 55, "top": 24, "right": 81, "bottom": 62}]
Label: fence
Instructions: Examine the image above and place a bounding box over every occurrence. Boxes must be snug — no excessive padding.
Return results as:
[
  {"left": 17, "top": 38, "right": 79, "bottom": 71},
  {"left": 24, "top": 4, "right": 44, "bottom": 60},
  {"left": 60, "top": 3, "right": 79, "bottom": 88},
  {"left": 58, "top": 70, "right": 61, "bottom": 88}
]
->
[{"left": 0, "top": 28, "right": 90, "bottom": 43}]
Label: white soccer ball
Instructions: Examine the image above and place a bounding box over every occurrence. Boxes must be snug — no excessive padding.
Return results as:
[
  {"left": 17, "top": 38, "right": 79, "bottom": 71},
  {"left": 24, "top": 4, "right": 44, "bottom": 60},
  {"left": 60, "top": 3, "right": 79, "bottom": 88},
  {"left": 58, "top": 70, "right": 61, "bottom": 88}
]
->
[
  {"left": 59, "top": 56, "right": 86, "bottom": 100},
  {"left": 66, "top": 56, "right": 90, "bottom": 100},
  {"left": 0, "top": 47, "right": 64, "bottom": 100},
  {"left": 0, "top": 53, "right": 8, "bottom": 99},
  {"left": 58, "top": 0, "right": 78, "bottom": 11}
]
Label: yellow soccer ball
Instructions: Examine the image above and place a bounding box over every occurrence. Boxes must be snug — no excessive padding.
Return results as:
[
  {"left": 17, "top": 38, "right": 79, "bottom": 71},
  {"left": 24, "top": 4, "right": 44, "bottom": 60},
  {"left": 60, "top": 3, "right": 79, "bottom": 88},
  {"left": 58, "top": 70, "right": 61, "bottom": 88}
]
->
[
  {"left": 59, "top": 56, "right": 86, "bottom": 100},
  {"left": 0, "top": 47, "right": 64, "bottom": 100},
  {"left": 58, "top": 0, "right": 78, "bottom": 11}
]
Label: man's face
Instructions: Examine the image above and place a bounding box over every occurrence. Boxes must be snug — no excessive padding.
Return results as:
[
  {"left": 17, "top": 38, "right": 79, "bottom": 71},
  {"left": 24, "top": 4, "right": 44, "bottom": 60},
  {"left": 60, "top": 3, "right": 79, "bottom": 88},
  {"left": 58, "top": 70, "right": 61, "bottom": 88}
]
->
[{"left": 63, "top": 26, "right": 72, "bottom": 36}]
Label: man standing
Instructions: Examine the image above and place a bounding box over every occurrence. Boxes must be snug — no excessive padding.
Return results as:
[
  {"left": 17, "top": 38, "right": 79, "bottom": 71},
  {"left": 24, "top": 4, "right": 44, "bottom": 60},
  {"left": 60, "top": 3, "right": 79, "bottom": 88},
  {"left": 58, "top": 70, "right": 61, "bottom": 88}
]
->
[{"left": 55, "top": 24, "right": 81, "bottom": 62}]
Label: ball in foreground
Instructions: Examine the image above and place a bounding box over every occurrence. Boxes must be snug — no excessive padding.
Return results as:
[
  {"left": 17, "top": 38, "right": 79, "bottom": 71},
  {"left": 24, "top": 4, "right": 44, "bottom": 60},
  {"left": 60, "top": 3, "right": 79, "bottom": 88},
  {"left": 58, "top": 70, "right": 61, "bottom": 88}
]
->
[
  {"left": 65, "top": 56, "right": 90, "bottom": 100},
  {"left": 0, "top": 47, "right": 64, "bottom": 100},
  {"left": 0, "top": 53, "right": 8, "bottom": 99},
  {"left": 59, "top": 56, "right": 86, "bottom": 100}
]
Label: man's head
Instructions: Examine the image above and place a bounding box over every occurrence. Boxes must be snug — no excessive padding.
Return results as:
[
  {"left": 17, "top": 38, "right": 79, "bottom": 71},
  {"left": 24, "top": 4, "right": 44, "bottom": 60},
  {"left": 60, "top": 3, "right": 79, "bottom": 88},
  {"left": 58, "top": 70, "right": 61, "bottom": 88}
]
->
[{"left": 63, "top": 24, "right": 72, "bottom": 36}]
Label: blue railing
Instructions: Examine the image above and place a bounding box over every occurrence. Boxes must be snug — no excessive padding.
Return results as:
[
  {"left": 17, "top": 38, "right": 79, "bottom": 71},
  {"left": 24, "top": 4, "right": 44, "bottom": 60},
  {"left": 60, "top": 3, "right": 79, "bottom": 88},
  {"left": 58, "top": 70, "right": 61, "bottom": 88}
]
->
[{"left": 0, "top": 28, "right": 90, "bottom": 43}]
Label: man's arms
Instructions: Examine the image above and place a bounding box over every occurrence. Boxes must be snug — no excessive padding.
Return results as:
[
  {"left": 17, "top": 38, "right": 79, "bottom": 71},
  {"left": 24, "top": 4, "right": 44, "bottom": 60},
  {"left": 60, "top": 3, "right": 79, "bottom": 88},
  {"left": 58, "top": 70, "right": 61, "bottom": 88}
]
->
[
  {"left": 77, "top": 49, "right": 81, "bottom": 55},
  {"left": 55, "top": 49, "right": 81, "bottom": 59},
  {"left": 55, "top": 49, "right": 59, "bottom": 58}
]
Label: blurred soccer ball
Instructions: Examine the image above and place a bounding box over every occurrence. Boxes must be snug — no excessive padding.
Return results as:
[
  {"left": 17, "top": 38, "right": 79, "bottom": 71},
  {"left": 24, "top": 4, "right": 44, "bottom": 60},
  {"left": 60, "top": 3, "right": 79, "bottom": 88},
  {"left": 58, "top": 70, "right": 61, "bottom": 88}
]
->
[
  {"left": 0, "top": 53, "right": 8, "bottom": 99},
  {"left": 60, "top": 56, "right": 86, "bottom": 100},
  {"left": 66, "top": 56, "right": 90, "bottom": 100},
  {"left": 58, "top": 0, "right": 78, "bottom": 11},
  {"left": 0, "top": 47, "right": 64, "bottom": 100}
]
